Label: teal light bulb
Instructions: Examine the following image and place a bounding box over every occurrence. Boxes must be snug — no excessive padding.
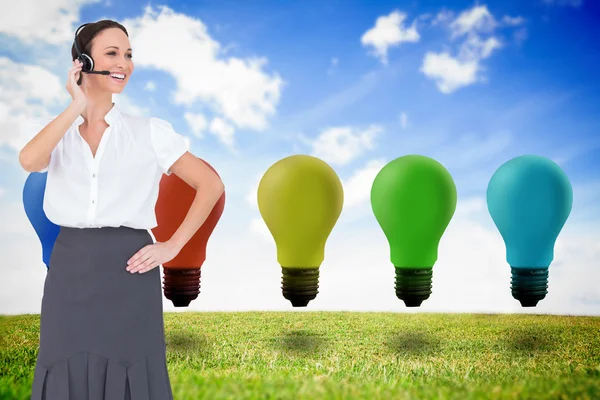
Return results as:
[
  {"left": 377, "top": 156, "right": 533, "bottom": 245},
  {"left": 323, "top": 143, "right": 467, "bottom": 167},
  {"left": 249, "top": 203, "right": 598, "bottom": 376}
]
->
[{"left": 486, "top": 155, "right": 573, "bottom": 307}]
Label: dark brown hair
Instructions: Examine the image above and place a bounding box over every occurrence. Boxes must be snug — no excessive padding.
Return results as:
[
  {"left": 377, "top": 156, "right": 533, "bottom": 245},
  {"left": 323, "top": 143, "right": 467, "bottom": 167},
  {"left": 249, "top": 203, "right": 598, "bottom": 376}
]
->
[{"left": 71, "top": 20, "right": 129, "bottom": 85}]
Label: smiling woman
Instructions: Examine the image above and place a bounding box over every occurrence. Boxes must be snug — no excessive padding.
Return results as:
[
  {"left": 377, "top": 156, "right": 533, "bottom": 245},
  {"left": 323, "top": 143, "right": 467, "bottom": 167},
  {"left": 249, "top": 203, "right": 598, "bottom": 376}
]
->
[
  {"left": 24, "top": 19, "right": 225, "bottom": 400},
  {"left": 71, "top": 20, "right": 134, "bottom": 87}
]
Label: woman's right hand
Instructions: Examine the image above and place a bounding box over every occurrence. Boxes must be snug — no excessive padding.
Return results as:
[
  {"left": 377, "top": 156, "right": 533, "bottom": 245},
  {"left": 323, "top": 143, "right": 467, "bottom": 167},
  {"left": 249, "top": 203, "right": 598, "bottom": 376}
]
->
[{"left": 66, "top": 59, "right": 87, "bottom": 107}]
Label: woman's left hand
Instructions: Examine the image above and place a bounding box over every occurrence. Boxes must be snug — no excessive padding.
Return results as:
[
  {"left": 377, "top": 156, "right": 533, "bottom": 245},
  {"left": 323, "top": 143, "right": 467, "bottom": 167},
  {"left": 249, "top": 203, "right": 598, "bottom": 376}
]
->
[{"left": 126, "top": 241, "right": 181, "bottom": 274}]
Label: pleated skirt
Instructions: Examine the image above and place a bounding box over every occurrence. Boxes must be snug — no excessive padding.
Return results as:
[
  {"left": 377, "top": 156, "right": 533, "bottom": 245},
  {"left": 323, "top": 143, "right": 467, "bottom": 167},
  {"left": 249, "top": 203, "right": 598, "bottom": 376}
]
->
[{"left": 30, "top": 225, "right": 174, "bottom": 400}]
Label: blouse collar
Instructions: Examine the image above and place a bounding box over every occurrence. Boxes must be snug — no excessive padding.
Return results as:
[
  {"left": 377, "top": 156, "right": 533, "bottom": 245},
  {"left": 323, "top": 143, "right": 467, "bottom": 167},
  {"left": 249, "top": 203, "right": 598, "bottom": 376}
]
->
[{"left": 75, "top": 102, "right": 121, "bottom": 126}]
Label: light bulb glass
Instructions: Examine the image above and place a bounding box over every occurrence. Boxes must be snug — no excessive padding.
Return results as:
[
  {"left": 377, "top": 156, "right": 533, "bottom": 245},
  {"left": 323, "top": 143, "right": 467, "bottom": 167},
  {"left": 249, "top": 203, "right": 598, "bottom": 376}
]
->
[
  {"left": 153, "top": 158, "right": 225, "bottom": 307},
  {"left": 257, "top": 155, "right": 343, "bottom": 307},
  {"left": 23, "top": 172, "right": 60, "bottom": 268},
  {"left": 371, "top": 155, "right": 457, "bottom": 307},
  {"left": 486, "top": 154, "right": 573, "bottom": 307}
]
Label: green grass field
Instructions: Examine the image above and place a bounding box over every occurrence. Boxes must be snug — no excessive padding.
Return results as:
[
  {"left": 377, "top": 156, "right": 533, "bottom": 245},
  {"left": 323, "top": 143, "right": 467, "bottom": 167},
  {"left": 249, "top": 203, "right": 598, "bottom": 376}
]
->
[{"left": 1, "top": 312, "right": 599, "bottom": 399}]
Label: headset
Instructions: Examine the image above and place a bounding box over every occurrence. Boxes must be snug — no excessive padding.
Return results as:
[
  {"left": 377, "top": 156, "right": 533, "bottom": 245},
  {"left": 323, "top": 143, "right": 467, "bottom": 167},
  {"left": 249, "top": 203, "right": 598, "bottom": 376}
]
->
[{"left": 73, "top": 23, "right": 110, "bottom": 76}]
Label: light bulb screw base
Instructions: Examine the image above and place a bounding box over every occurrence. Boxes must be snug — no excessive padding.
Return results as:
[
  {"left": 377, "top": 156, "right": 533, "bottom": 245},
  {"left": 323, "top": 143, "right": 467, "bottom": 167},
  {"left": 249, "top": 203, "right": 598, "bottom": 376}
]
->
[
  {"left": 163, "top": 268, "right": 201, "bottom": 307},
  {"left": 394, "top": 267, "right": 433, "bottom": 307},
  {"left": 281, "top": 267, "right": 319, "bottom": 307},
  {"left": 510, "top": 267, "right": 548, "bottom": 307}
]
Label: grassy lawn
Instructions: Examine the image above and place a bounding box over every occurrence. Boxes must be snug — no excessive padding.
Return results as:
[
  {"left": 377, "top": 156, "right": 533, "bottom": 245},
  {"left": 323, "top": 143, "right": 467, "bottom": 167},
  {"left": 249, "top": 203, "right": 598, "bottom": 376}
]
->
[{"left": 1, "top": 312, "right": 599, "bottom": 399}]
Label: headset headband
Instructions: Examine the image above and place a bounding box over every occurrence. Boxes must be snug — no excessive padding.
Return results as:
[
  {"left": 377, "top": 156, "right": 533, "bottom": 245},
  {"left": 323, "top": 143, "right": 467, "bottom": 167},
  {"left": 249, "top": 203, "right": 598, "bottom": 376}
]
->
[{"left": 74, "top": 23, "right": 94, "bottom": 72}]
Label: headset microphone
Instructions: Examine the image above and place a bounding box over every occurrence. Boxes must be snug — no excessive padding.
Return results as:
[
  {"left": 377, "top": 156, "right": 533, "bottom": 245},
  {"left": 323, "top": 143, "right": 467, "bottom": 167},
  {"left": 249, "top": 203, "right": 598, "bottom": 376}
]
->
[{"left": 85, "top": 70, "right": 111, "bottom": 75}]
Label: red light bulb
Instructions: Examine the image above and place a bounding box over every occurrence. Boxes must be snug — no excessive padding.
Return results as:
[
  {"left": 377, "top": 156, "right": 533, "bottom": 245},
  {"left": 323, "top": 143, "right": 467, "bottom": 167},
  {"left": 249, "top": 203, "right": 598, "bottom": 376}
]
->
[{"left": 152, "top": 158, "right": 225, "bottom": 307}]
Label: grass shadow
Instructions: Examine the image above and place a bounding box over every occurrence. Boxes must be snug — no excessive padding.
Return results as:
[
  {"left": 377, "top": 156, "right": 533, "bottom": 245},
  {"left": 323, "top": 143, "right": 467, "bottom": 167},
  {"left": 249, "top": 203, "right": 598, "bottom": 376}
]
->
[
  {"left": 470, "top": 313, "right": 502, "bottom": 319},
  {"left": 500, "top": 326, "right": 557, "bottom": 354},
  {"left": 386, "top": 330, "right": 441, "bottom": 356},
  {"left": 271, "top": 329, "right": 327, "bottom": 356},
  {"left": 166, "top": 329, "right": 212, "bottom": 357}
]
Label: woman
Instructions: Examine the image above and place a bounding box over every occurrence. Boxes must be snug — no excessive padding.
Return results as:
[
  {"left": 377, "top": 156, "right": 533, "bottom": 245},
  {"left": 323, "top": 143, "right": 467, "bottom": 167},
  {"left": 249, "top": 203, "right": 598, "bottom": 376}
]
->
[{"left": 19, "top": 20, "right": 225, "bottom": 399}]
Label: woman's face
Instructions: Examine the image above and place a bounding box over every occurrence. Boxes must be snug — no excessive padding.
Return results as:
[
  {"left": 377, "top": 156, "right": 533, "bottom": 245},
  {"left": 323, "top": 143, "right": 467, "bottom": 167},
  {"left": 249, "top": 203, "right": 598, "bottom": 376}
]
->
[{"left": 85, "top": 28, "right": 134, "bottom": 93}]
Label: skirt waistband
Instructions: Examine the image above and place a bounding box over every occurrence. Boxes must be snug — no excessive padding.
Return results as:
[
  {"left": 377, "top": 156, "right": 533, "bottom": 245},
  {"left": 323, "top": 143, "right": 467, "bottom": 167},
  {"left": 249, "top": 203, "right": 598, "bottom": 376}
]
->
[{"left": 58, "top": 225, "right": 150, "bottom": 239}]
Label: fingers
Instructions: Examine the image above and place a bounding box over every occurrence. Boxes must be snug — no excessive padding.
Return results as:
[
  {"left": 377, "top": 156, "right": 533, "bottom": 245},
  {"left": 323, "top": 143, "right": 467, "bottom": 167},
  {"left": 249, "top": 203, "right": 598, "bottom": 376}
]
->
[
  {"left": 70, "top": 60, "right": 82, "bottom": 76},
  {"left": 128, "top": 255, "right": 155, "bottom": 274},
  {"left": 69, "top": 61, "right": 82, "bottom": 86},
  {"left": 67, "top": 60, "right": 86, "bottom": 96}
]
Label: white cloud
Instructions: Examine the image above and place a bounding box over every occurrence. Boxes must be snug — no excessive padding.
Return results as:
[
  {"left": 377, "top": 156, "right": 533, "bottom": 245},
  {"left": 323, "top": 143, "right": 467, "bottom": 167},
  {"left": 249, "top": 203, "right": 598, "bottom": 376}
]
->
[
  {"left": 454, "top": 196, "right": 487, "bottom": 219},
  {"left": 420, "top": 4, "right": 512, "bottom": 94},
  {"left": 0, "top": 57, "right": 69, "bottom": 151},
  {"left": 450, "top": 5, "right": 497, "bottom": 38},
  {"left": 0, "top": 58, "right": 67, "bottom": 108},
  {"left": 502, "top": 15, "right": 526, "bottom": 26},
  {"left": 431, "top": 9, "right": 455, "bottom": 26},
  {"left": 0, "top": 0, "right": 101, "bottom": 46},
  {"left": 421, "top": 52, "right": 479, "bottom": 94},
  {"left": 121, "top": 5, "right": 284, "bottom": 134},
  {"left": 399, "top": 111, "right": 409, "bottom": 129},
  {"left": 209, "top": 117, "right": 236, "bottom": 149},
  {"left": 246, "top": 172, "right": 264, "bottom": 209},
  {"left": 250, "top": 217, "right": 272, "bottom": 242},
  {"left": 567, "top": 179, "right": 600, "bottom": 226},
  {"left": 144, "top": 81, "right": 156, "bottom": 92},
  {"left": 341, "top": 159, "right": 386, "bottom": 209},
  {"left": 311, "top": 125, "right": 383, "bottom": 166},
  {"left": 458, "top": 34, "right": 502, "bottom": 60},
  {"left": 184, "top": 112, "right": 208, "bottom": 138},
  {"left": 361, "top": 10, "right": 420, "bottom": 65}
]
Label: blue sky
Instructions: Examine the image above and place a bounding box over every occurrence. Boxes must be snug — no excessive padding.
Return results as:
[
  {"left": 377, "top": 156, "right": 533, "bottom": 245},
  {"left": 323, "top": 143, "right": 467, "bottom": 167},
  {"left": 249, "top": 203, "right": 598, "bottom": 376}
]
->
[{"left": 1, "top": 0, "right": 599, "bottom": 315}]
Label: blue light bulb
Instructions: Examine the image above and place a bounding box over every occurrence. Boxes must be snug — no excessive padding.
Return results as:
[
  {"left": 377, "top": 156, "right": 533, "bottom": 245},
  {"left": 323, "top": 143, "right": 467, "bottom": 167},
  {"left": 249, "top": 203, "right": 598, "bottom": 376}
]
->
[
  {"left": 486, "top": 155, "right": 573, "bottom": 307},
  {"left": 22, "top": 172, "right": 60, "bottom": 269}
]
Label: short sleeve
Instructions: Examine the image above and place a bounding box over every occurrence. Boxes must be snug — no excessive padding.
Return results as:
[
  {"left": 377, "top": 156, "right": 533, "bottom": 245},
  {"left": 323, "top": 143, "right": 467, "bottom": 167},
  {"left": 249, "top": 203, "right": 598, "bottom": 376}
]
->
[
  {"left": 21, "top": 117, "right": 59, "bottom": 173},
  {"left": 149, "top": 117, "right": 189, "bottom": 176}
]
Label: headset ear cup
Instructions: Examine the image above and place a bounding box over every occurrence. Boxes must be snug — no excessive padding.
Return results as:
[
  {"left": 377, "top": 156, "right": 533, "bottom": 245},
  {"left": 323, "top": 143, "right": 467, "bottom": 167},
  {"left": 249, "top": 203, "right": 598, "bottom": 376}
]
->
[{"left": 81, "top": 54, "right": 94, "bottom": 72}]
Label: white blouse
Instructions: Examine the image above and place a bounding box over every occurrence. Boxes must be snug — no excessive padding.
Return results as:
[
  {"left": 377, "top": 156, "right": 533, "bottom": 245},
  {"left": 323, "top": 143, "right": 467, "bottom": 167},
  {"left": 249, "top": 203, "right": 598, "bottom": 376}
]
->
[{"left": 29, "top": 102, "right": 189, "bottom": 230}]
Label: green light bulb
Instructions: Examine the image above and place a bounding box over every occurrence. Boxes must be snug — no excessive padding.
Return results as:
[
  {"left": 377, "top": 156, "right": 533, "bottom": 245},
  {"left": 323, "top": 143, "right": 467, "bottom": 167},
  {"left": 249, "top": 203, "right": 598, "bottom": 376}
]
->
[
  {"left": 370, "top": 155, "right": 457, "bottom": 307},
  {"left": 257, "top": 155, "right": 344, "bottom": 307}
]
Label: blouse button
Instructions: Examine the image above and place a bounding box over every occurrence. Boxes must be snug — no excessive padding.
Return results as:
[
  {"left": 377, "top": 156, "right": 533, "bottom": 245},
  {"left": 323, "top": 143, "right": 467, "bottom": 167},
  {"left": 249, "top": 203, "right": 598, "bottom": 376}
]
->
[{"left": 92, "top": 173, "right": 96, "bottom": 178}]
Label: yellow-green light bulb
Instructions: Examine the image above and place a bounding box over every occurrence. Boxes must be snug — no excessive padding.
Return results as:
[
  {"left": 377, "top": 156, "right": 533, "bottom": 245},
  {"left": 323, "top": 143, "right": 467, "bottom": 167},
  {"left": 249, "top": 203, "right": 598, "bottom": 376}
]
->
[{"left": 257, "top": 155, "right": 344, "bottom": 307}]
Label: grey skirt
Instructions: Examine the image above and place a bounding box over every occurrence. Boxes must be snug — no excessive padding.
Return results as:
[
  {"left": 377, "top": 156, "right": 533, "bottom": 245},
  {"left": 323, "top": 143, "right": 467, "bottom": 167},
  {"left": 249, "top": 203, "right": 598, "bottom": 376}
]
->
[{"left": 30, "top": 225, "right": 173, "bottom": 400}]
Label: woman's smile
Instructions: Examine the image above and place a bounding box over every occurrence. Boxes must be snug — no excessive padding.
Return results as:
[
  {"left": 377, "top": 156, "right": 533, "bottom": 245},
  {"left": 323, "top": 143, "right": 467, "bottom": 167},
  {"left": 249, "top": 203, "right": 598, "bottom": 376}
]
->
[{"left": 108, "top": 74, "right": 125, "bottom": 84}]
